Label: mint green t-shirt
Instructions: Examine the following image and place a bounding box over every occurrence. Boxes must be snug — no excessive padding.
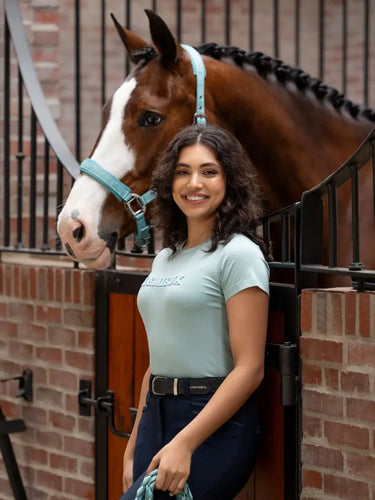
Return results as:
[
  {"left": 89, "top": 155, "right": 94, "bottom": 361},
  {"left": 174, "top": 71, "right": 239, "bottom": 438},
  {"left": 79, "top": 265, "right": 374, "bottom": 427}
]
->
[{"left": 137, "top": 234, "right": 270, "bottom": 378}]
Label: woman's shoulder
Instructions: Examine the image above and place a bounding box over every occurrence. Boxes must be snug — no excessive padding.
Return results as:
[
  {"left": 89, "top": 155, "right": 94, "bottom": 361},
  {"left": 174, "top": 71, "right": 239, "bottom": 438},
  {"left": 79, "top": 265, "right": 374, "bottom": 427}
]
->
[{"left": 220, "top": 233, "right": 265, "bottom": 259}]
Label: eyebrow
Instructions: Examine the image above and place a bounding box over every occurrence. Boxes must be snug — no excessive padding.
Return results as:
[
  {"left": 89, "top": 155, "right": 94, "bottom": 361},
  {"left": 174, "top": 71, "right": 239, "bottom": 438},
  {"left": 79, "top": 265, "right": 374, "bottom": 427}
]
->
[{"left": 175, "top": 162, "right": 220, "bottom": 168}]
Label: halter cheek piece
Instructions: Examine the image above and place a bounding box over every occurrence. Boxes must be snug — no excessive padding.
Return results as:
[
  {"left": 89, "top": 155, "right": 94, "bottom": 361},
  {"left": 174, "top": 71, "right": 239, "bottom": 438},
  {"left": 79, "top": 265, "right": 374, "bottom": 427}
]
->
[{"left": 79, "top": 45, "right": 207, "bottom": 247}]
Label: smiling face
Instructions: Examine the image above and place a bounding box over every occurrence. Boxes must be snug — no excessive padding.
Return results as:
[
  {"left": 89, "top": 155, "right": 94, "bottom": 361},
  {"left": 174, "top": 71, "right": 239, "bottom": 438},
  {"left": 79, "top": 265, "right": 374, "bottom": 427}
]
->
[{"left": 172, "top": 143, "right": 226, "bottom": 233}]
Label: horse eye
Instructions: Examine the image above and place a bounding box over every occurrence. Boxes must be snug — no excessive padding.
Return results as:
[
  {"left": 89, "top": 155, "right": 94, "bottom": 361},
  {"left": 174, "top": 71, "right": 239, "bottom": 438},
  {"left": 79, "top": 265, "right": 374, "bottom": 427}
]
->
[{"left": 138, "top": 111, "right": 164, "bottom": 127}]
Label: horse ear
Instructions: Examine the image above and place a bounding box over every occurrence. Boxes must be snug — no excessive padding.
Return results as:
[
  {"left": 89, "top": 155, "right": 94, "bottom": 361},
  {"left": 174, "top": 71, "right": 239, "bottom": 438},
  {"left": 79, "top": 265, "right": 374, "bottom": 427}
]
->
[
  {"left": 145, "top": 9, "right": 179, "bottom": 65},
  {"left": 110, "top": 13, "right": 149, "bottom": 62}
]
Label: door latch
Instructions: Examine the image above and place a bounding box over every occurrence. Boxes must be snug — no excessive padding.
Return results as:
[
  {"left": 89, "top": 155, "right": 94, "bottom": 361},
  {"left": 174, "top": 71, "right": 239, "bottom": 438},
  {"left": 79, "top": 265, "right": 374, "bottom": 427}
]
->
[
  {"left": 78, "top": 379, "right": 136, "bottom": 438},
  {"left": 265, "top": 342, "right": 300, "bottom": 406}
]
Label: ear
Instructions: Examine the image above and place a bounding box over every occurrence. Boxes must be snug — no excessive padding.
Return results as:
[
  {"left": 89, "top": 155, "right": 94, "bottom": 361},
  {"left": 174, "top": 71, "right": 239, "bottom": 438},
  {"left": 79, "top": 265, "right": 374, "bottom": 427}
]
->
[
  {"left": 145, "top": 9, "right": 180, "bottom": 65},
  {"left": 110, "top": 13, "right": 149, "bottom": 63}
]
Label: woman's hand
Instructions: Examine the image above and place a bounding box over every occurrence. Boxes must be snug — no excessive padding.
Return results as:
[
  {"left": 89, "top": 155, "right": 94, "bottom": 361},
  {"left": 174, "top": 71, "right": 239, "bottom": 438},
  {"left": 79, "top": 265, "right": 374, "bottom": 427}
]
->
[
  {"left": 122, "top": 453, "right": 134, "bottom": 493},
  {"left": 146, "top": 437, "right": 192, "bottom": 496}
]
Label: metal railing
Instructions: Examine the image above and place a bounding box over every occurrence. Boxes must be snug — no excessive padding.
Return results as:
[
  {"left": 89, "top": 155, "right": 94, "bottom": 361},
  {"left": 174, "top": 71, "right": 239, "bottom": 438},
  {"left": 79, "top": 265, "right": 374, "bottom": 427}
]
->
[{"left": 2, "top": 0, "right": 79, "bottom": 256}]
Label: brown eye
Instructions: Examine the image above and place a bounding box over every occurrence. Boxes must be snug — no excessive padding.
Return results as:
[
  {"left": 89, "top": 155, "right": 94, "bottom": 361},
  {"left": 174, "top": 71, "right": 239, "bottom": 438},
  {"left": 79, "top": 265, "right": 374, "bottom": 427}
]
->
[{"left": 138, "top": 111, "right": 164, "bottom": 127}]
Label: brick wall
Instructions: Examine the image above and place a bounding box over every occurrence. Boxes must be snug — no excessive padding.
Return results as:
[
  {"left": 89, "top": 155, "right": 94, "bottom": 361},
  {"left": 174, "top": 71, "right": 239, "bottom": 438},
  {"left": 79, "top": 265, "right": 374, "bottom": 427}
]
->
[
  {"left": 0, "top": 261, "right": 96, "bottom": 500},
  {"left": 300, "top": 289, "right": 375, "bottom": 500}
]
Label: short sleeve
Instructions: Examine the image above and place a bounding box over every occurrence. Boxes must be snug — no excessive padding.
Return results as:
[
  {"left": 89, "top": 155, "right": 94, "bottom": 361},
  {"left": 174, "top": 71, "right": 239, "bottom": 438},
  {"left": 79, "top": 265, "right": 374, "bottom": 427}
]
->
[{"left": 219, "top": 236, "right": 270, "bottom": 301}]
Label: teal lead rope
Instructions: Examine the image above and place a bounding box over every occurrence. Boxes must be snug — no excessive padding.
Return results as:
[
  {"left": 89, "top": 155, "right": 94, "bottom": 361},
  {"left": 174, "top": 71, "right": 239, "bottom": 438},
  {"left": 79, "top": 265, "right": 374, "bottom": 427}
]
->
[{"left": 135, "top": 470, "right": 193, "bottom": 500}]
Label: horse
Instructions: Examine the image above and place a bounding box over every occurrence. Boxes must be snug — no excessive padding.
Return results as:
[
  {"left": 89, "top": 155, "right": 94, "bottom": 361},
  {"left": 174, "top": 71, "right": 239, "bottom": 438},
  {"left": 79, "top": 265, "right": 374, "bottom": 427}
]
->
[{"left": 57, "top": 9, "right": 375, "bottom": 271}]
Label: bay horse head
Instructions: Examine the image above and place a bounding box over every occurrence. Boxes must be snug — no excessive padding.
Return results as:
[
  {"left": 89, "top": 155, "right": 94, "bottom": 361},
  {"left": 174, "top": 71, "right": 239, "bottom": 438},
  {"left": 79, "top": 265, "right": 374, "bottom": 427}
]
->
[{"left": 57, "top": 10, "right": 215, "bottom": 269}]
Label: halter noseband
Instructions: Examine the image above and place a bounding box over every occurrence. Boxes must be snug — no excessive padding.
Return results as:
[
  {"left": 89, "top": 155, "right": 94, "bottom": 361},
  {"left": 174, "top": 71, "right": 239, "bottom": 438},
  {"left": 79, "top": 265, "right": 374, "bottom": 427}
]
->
[{"left": 79, "top": 44, "right": 207, "bottom": 247}]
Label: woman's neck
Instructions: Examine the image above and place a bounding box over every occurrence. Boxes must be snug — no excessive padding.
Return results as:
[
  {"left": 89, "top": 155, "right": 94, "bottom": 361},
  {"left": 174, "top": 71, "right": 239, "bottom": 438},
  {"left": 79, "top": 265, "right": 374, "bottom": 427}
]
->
[{"left": 184, "top": 220, "right": 214, "bottom": 249}]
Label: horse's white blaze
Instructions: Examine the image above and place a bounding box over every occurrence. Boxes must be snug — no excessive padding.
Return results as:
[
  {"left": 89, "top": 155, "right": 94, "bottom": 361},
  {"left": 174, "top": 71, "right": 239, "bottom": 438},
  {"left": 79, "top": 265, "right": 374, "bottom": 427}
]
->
[{"left": 58, "top": 77, "right": 137, "bottom": 236}]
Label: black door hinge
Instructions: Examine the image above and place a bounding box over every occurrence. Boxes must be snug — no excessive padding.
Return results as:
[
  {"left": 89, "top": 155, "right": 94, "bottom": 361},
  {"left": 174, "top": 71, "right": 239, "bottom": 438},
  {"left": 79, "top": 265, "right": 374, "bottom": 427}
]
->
[{"left": 265, "top": 342, "right": 300, "bottom": 406}]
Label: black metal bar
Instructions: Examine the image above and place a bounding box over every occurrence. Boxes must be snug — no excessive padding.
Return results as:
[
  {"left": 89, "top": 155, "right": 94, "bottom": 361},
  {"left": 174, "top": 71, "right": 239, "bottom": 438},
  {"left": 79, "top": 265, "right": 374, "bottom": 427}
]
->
[
  {"left": 363, "top": 0, "right": 369, "bottom": 107},
  {"left": 295, "top": 0, "right": 300, "bottom": 66},
  {"left": 273, "top": 0, "right": 279, "bottom": 58},
  {"left": 56, "top": 160, "right": 64, "bottom": 250},
  {"left": 4, "top": 0, "right": 79, "bottom": 179},
  {"left": 16, "top": 68, "right": 25, "bottom": 249},
  {"left": 125, "top": 0, "right": 131, "bottom": 75},
  {"left": 3, "top": 14, "right": 11, "bottom": 248},
  {"left": 42, "top": 140, "right": 50, "bottom": 251},
  {"left": 318, "top": 0, "right": 325, "bottom": 80},
  {"left": 75, "top": 0, "right": 81, "bottom": 162},
  {"left": 29, "top": 109, "right": 37, "bottom": 249},
  {"left": 327, "top": 183, "right": 338, "bottom": 268},
  {"left": 281, "top": 213, "right": 291, "bottom": 262},
  {"left": 176, "top": 0, "right": 182, "bottom": 41},
  {"left": 249, "top": 0, "right": 254, "bottom": 52},
  {"left": 201, "top": 0, "right": 206, "bottom": 44},
  {"left": 349, "top": 163, "right": 363, "bottom": 270},
  {"left": 225, "top": 0, "right": 230, "bottom": 46},
  {"left": 0, "top": 406, "right": 27, "bottom": 500},
  {"left": 342, "top": 0, "right": 347, "bottom": 96},
  {"left": 152, "top": 0, "right": 157, "bottom": 11},
  {"left": 101, "top": 0, "right": 106, "bottom": 108}
]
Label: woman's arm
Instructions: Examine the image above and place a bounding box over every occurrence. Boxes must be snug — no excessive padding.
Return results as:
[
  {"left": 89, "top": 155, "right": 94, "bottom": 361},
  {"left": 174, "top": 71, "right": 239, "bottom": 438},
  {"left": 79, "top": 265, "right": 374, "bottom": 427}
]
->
[
  {"left": 123, "top": 366, "right": 150, "bottom": 493},
  {"left": 147, "top": 286, "right": 269, "bottom": 495}
]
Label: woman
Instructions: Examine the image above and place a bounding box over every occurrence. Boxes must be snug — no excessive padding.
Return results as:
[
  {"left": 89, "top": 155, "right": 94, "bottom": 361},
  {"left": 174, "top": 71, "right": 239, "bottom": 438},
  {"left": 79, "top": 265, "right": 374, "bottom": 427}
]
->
[{"left": 120, "top": 124, "right": 270, "bottom": 500}]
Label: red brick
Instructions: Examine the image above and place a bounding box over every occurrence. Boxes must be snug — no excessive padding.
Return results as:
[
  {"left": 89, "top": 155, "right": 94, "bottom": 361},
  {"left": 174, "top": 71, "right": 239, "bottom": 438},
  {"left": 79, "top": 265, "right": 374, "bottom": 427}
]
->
[
  {"left": 65, "top": 350, "right": 93, "bottom": 371},
  {"left": 301, "top": 290, "right": 313, "bottom": 333},
  {"left": 73, "top": 269, "right": 81, "bottom": 303},
  {"left": 49, "top": 368, "right": 78, "bottom": 390},
  {"left": 325, "top": 421, "right": 369, "bottom": 450},
  {"left": 345, "top": 292, "right": 357, "bottom": 335},
  {"left": 23, "top": 445, "right": 48, "bottom": 466},
  {"left": 49, "top": 410, "right": 75, "bottom": 431},
  {"left": 303, "top": 415, "right": 322, "bottom": 438},
  {"left": 22, "top": 406, "right": 48, "bottom": 426},
  {"left": 18, "top": 322, "right": 46, "bottom": 342},
  {"left": 348, "top": 341, "right": 375, "bottom": 367},
  {"left": 36, "top": 469, "right": 63, "bottom": 491},
  {"left": 34, "top": 11, "right": 59, "bottom": 24},
  {"left": 36, "top": 304, "right": 62, "bottom": 324},
  {"left": 80, "top": 459, "right": 95, "bottom": 479},
  {"left": 35, "top": 346, "right": 62, "bottom": 364},
  {"left": 64, "top": 436, "right": 94, "bottom": 458},
  {"left": 358, "top": 293, "right": 370, "bottom": 337},
  {"left": 55, "top": 268, "right": 63, "bottom": 302},
  {"left": 35, "top": 429, "right": 63, "bottom": 449},
  {"left": 302, "top": 363, "right": 322, "bottom": 386},
  {"left": 303, "top": 389, "right": 344, "bottom": 417},
  {"left": 50, "top": 453, "right": 78, "bottom": 474},
  {"left": 300, "top": 337, "right": 343, "bottom": 363},
  {"left": 83, "top": 272, "right": 95, "bottom": 305},
  {"left": 47, "top": 325, "right": 76, "bottom": 346},
  {"left": 302, "top": 469, "right": 322, "bottom": 490},
  {"left": 347, "top": 398, "right": 375, "bottom": 424},
  {"left": 20, "top": 267, "right": 30, "bottom": 299},
  {"left": 328, "top": 292, "right": 343, "bottom": 334},
  {"left": 64, "top": 477, "right": 94, "bottom": 499},
  {"left": 8, "top": 340, "right": 34, "bottom": 360},
  {"left": 63, "top": 308, "right": 94, "bottom": 328},
  {"left": 8, "top": 302, "right": 34, "bottom": 322},
  {"left": 324, "top": 474, "right": 369, "bottom": 499},
  {"left": 347, "top": 452, "right": 375, "bottom": 480},
  {"left": 325, "top": 368, "right": 339, "bottom": 390},
  {"left": 78, "top": 330, "right": 94, "bottom": 349},
  {"left": 316, "top": 293, "right": 327, "bottom": 334},
  {"left": 0, "top": 301, "right": 7, "bottom": 318},
  {"left": 0, "top": 320, "right": 18, "bottom": 338},
  {"left": 302, "top": 444, "right": 343, "bottom": 470},
  {"left": 341, "top": 370, "right": 369, "bottom": 394},
  {"left": 35, "top": 387, "right": 63, "bottom": 408},
  {"left": 13, "top": 266, "right": 20, "bottom": 297},
  {"left": 30, "top": 268, "right": 37, "bottom": 298},
  {"left": 32, "top": 25, "right": 59, "bottom": 46}
]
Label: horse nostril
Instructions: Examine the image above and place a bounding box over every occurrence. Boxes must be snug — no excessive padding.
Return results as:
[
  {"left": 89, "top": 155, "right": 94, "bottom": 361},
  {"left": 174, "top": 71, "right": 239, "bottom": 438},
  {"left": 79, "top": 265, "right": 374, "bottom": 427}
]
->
[{"left": 73, "top": 225, "right": 85, "bottom": 243}]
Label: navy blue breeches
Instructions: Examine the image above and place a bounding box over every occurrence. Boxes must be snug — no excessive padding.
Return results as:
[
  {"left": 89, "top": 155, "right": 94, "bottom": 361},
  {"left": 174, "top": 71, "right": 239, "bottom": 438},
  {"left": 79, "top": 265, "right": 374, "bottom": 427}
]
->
[{"left": 119, "top": 387, "right": 261, "bottom": 500}]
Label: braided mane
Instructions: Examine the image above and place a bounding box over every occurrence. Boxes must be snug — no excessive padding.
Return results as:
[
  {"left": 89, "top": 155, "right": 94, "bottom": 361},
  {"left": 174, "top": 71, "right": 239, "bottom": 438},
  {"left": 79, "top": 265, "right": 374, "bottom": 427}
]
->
[{"left": 132, "top": 43, "right": 375, "bottom": 122}]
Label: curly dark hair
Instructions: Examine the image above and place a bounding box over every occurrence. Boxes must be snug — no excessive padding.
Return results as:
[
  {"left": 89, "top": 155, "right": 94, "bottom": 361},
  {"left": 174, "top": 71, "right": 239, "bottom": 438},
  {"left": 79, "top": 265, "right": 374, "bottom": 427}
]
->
[{"left": 151, "top": 124, "right": 270, "bottom": 257}]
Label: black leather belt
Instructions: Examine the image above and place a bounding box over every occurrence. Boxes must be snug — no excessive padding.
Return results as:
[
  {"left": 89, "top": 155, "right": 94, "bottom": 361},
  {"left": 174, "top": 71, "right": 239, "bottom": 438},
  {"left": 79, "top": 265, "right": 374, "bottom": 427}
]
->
[{"left": 151, "top": 375, "right": 225, "bottom": 396}]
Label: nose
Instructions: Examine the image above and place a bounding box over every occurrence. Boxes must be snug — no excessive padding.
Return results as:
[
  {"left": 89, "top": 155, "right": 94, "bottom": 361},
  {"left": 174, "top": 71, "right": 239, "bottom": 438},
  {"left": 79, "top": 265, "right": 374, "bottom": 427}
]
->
[
  {"left": 187, "top": 172, "right": 203, "bottom": 189},
  {"left": 57, "top": 213, "right": 89, "bottom": 258}
]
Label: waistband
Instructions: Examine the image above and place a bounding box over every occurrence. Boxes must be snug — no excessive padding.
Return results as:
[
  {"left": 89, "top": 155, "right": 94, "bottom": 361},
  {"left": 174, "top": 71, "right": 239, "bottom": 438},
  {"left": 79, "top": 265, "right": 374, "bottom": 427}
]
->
[{"left": 150, "top": 375, "right": 225, "bottom": 396}]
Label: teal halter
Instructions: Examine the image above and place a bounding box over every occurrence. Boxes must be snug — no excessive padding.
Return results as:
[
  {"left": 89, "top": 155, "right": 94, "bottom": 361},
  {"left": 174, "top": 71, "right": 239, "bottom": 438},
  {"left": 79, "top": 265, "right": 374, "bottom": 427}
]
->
[{"left": 79, "top": 44, "right": 207, "bottom": 247}]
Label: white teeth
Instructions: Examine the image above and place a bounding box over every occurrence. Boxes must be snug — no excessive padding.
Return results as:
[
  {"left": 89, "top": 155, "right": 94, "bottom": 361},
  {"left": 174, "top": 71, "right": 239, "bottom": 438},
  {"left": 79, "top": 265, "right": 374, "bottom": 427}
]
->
[{"left": 186, "top": 195, "right": 206, "bottom": 201}]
